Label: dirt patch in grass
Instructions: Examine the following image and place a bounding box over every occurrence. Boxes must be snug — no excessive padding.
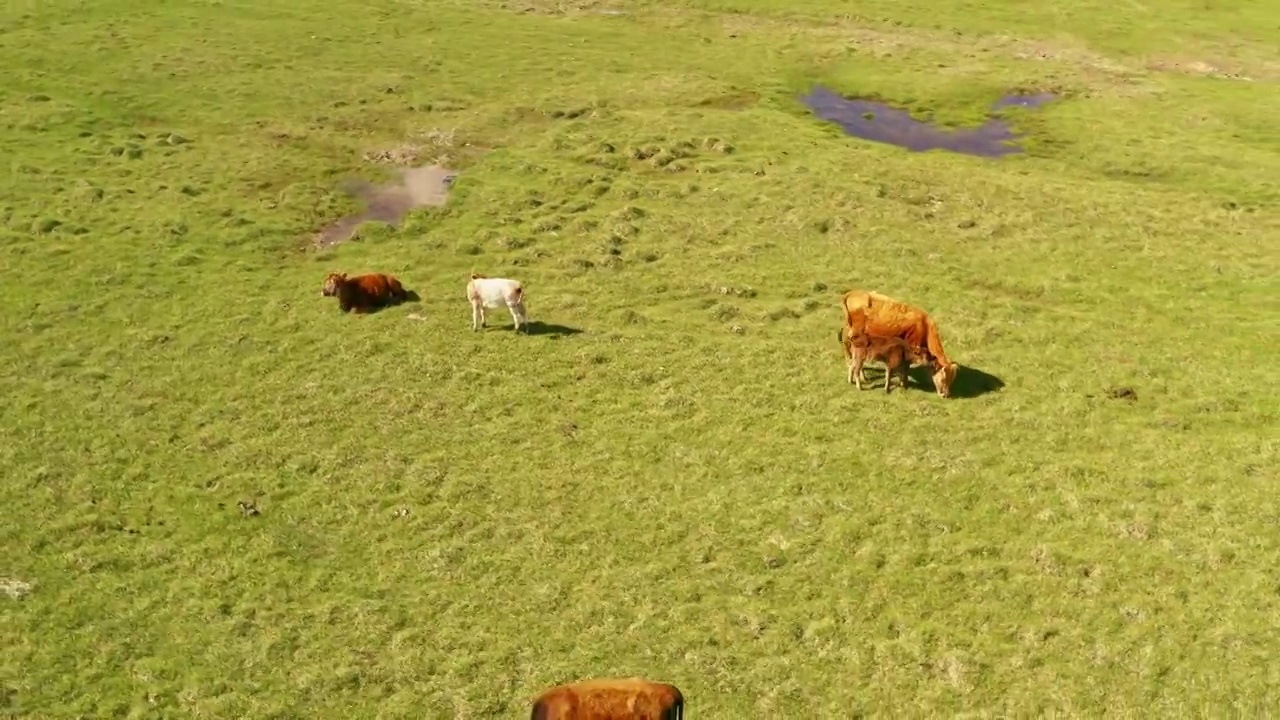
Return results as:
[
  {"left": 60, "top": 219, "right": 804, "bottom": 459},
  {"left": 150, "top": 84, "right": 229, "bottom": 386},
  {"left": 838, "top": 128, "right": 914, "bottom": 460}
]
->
[
  {"left": 1146, "top": 57, "right": 1259, "bottom": 82},
  {"left": 312, "top": 164, "right": 456, "bottom": 248},
  {"left": 800, "top": 86, "right": 1057, "bottom": 158},
  {"left": 2, "top": 578, "right": 33, "bottom": 600},
  {"left": 1106, "top": 386, "right": 1138, "bottom": 401}
]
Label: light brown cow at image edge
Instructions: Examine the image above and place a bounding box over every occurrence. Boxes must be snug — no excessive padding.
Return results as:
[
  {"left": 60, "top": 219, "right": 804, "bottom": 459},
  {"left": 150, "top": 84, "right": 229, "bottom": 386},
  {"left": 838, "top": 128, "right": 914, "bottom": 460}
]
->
[{"left": 530, "top": 678, "right": 684, "bottom": 720}]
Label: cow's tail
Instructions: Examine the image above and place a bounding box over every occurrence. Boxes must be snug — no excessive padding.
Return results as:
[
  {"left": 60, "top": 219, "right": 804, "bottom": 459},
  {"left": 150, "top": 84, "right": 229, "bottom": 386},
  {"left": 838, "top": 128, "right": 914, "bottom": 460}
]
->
[
  {"left": 840, "top": 291, "right": 872, "bottom": 327},
  {"left": 669, "top": 687, "right": 686, "bottom": 720},
  {"left": 843, "top": 308, "right": 869, "bottom": 340},
  {"left": 513, "top": 284, "right": 524, "bottom": 304},
  {"left": 841, "top": 293, "right": 872, "bottom": 334}
]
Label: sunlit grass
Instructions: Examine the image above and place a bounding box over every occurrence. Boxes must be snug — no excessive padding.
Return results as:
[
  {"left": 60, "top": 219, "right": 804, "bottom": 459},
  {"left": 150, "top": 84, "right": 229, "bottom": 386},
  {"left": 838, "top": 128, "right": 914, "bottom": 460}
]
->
[{"left": 2, "top": 0, "right": 1277, "bottom": 717}]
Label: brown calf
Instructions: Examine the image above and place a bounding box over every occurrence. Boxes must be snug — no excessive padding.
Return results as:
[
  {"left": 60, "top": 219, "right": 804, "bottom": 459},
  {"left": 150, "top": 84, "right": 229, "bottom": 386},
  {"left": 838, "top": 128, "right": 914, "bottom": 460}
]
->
[
  {"left": 530, "top": 678, "right": 684, "bottom": 720},
  {"left": 838, "top": 326, "right": 923, "bottom": 393},
  {"left": 840, "top": 289, "right": 958, "bottom": 398},
  {"left": 321, "top": 271, "right": 408, "bottom": 313}
]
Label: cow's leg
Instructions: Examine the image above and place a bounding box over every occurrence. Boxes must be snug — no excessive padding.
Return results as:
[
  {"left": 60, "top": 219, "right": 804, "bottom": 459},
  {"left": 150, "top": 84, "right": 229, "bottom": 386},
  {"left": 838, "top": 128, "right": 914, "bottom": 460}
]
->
[
  {"left": 884, "top": 362, "right": 895, "bottom": 393},
  {"left": 508, "top": 302, "right": 524, "bottom": 332},
  {"left": 516, "top": 301, "right": 529, "bottom": 332},
  {"left": 887, "top": 360, "right": 908, "bottom": 393},
  {"left": 471, "top": 302, "right": 482, "bottom": 331},
  {"left": 852, "top": 353, "right": 866, "bottom": 390}
]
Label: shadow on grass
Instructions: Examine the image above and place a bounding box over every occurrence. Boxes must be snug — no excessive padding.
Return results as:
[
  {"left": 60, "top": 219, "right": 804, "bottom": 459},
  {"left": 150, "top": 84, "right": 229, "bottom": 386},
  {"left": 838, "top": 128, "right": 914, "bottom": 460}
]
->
[
  {"left": 948, "top": 365, "right": 1005, "bottom": 398},
  {"left": 897, "top": 364, "right": 1005, "bottom": 398},
  {"left": 524, "top": 320, "right": 583, "bottom": 337}
]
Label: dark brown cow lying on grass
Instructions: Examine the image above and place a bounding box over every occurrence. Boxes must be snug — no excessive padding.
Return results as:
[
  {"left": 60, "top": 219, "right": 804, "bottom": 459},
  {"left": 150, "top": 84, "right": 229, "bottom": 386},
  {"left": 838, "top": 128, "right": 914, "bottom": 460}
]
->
[
  {"left": 838, "top": 325, "right": 926, "bottom": 393},
  {"left": 321, "top": 271, "right": 408, "bottom": 313},
  {"left": 840, "top": 288, "right": 959, "bottom": 398},
  {"left": 530, "top": 678, "right": 684, "bottom": 720}
]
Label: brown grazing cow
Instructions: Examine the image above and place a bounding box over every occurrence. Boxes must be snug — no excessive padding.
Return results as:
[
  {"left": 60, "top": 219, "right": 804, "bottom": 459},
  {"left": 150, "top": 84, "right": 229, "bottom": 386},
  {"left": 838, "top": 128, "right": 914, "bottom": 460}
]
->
[
  {"left": 530, "top": 678, "right": 684, "bottom": 720},
  {"left": 838, "top": 325, "right": 923, "bottom": 393},
  {"left": 321, "top": 271, "right": 408, "bottom": 313},
  {"left": 840, "top": 289, "right": 959, "bottom": 398}
]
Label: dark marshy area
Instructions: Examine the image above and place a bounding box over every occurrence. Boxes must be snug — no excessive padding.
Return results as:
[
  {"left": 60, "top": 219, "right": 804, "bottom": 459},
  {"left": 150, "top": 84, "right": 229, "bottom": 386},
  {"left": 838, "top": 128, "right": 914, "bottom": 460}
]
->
[{"left": 800, "top": 86, "right": 1057, "bottom": 157}]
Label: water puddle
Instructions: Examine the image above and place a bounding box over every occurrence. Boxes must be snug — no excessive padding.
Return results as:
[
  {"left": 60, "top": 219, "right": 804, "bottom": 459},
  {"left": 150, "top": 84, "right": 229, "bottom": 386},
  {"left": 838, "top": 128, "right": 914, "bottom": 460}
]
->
[
  {"left": 313, "top": 164, "right": 456, "bottom": 247},
  {"left": 800, "top": 86, "right": 1056, "bottom": 158}
]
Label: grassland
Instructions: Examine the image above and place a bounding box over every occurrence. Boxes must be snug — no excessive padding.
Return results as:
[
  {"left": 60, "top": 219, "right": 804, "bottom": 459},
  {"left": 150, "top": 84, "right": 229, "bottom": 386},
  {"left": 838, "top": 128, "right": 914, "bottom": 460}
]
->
[{"left": 2, "top": 0, "right": 1278, "bottom": 717}]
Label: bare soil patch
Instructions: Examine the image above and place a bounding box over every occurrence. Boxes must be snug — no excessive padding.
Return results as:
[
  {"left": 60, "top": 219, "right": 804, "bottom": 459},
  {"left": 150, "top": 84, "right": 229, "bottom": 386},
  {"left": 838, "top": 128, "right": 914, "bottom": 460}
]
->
[
  {"left": 2, "top": 578, "right": 33, "bottom": 600},
  {"left": 1146, "top": 57, "right": 1259, "bottom": 82},
  {"left": 1106, "top": 386, "right": 1138, "bottom": 401},
  {"left": 312, "top": 164, "right": 456, "bottom": 248}
]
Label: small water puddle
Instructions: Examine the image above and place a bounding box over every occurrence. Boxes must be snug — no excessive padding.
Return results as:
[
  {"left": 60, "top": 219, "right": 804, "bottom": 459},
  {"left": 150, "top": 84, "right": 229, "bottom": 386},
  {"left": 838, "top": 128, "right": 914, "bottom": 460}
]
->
[{"left": 800, "top": 86, "right": 1056, "bottom": 158}]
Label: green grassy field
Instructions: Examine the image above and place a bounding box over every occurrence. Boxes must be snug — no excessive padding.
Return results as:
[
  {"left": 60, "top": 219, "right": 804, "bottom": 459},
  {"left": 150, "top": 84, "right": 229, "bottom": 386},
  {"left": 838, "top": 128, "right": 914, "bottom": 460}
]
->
[{"left": 3, "top": 0, "right": 1278, "bottom": 716}]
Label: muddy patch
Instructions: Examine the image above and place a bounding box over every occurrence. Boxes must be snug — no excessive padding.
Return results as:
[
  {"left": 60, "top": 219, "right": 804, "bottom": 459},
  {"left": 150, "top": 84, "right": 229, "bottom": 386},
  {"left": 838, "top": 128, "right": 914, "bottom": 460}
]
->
[
  {"left": 313, "top": 164, "right": 456, "bottom": 248},
  {"left": 1147, "top": 58, "right": 1256, "bottom": 82},
  {"left": 1106, "top": 386, "right": 1137, "bottom": 401},
  {"left": 800, "top": 86, "right": 1057, "bottom": 158}
]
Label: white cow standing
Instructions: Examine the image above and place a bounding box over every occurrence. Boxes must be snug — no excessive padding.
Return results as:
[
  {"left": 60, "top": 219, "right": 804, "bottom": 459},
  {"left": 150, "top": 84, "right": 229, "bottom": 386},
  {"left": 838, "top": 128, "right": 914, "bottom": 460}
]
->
[{"left": 466, "top": 273, "right": 529, "bottom": 333}]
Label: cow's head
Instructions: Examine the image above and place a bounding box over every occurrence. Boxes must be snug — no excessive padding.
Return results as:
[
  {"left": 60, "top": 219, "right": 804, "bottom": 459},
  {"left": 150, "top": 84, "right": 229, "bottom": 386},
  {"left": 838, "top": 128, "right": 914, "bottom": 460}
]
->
[
  {"left": 932, "top": 361, "right": 959, "bottom": 398},
  {"left": 321, "top": 272, "right": 347, "bottom": 297}
]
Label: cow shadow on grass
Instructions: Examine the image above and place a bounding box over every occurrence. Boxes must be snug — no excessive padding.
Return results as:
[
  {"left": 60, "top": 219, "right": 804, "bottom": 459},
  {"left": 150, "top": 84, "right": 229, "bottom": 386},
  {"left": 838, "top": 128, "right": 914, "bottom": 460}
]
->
[
  {"left": 897, "top": 364, "right": 1004, "bottom": 398},
  {"left": 523, "top": 321, "right": 583, "bottom": 337},
  {"left": 949, "top": 365, "right": 1005, "bottom": 398}
]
